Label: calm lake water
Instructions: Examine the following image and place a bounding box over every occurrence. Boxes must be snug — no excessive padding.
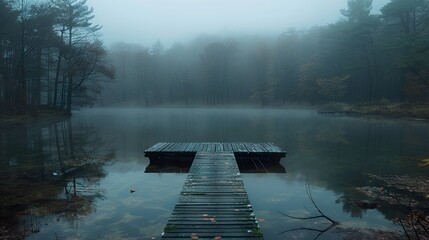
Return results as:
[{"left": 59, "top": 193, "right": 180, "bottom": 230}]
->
[{"left": 1, "top": 108, "right": 428, "bottom": 239}]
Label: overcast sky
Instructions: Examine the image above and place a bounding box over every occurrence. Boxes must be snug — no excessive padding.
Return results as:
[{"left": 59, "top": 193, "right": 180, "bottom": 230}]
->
[{"left": 86, "top": 0, "right": 390, "bottom": 47}]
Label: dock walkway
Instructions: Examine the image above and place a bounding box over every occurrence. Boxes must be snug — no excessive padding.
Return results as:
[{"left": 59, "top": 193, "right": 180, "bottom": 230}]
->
[{"left": 144, "top": 142, "right": 286, "bottom": 239}]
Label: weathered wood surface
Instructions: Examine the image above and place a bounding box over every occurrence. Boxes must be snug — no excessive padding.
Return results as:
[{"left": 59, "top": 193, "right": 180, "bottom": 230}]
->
[
  {"left": 162, "top": 151, "right": 263, "bottom": 239},
  {"left": 145, "top": 142, "right": 286, "bottom": 239},
  {"left": 145, "top": 142, "right": 285, "bottom": 155}
]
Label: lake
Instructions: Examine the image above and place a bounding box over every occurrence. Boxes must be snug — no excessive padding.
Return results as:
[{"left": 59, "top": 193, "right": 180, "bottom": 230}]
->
[{"left": 1, "top": 108, "right": 428, "bottom": 239}]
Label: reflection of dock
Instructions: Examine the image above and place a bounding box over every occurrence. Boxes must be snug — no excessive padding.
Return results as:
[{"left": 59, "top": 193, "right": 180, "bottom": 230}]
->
[
  {"left": 144, "top": 142, "right": 286, "bottom": 239},
  {"left": 144, "top": 142, "right": 286, "bottom": 173}
]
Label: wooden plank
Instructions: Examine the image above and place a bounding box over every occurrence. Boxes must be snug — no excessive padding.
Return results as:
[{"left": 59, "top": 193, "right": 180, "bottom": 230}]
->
[
  {"left": 162, "top": 151, "right": 262, "bottom": 239},
  {"left": 252, "top": 143, "right": 267, "bottom": 152},
  {"left": 177, "top": 143, "right": 189, "bottom": 152},
  {"left": 230, "top": 142, "right": 239, "bottom": 152},
  {"left": 170, "top": 143, "right": 180, "bottom": 152},
  {"left": 145, "top": 142, "right": 165, "bottom": 152},
  {"left": 167, "top": 219, "right": 257, "bottom": 224},
  {"left": 170, "top": 215, "right": 256, "bottom": 219},
  {"left": 234, "top": 142, "right": 248, "bottom": 153},
  {"left": 214, "top": 142, "right": 223, "bottom": 152},
  {"left": 243, "top": 143, "right": 267, "bottom": 153},
  {"left": 191, "top": 143, "right": 201, "bottom": 152},
  {"left": 198, "top": 143, "right": 207, "bottom": 152},
  {"left": 259, "top": 143, "right": 275, "bottom": 152},
  {"left": 162, "top": 232, "right": 260, "bottom": 238},
  {"left": 168, "top": 143, "right": 180, "bottom": 152},
  {"left": 184, "top": 143, "right": 196, "bottom": 152},
  {"left": 181, "top": 143, "right": 190, "bottom": 152},
  {"left": 222, "top": 142, "right": 233, "bottom": 151},
  {"left": 243, "top": 143, "right": 257, "bottom": 153},
  {"left": 267, "top": 142, "right": 283, "bottom": 153},
  {"left": 259, "top": 143, "right": 271, "bottom": 152},
  {"left": 164, "top": 228, "right": 257, "bottom": 232},
  {"left": 203, "top": 143, "right": 210, "bottom": 151},
  {"left": 159, "top": 142, "right": 174, "bottom": 152},
  {"left": 157, "top": 142, "right": 172, "bottom": 152},
  {"left": 206, "top": 143, "right": 215, "bottom": 152}
]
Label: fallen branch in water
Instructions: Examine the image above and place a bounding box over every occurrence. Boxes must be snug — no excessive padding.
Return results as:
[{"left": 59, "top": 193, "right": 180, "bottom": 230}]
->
[
  {"left": 278, "top": 181, "right": 339, "bottom": 240},
  {"left": 391, "top": 193, "right": 429, "bottom": 240}
]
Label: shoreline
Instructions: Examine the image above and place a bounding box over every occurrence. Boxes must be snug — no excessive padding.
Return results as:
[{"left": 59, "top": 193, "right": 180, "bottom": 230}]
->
[
  {"left": 1, "top": 103, "right": 428, "bottom": 125},
  {"left": 0, "top": 107, "right": 70, "bottom": 125},
  {"left": 317, "top": 102, "right": 429, "bottom": 121}
]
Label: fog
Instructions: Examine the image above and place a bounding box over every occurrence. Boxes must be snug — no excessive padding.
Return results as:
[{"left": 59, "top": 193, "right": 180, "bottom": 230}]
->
[
  {"left": 86, "top": 0, "right": 389, "bottom": 46},
  {"left": 2, "top": 0, "right": 429, "bottom": 239},
  {"left": 2, "top": 0, "right": 427, "bottom": 112}
]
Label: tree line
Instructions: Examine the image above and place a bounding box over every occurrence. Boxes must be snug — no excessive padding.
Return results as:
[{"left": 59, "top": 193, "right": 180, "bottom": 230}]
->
[
  {"left": 103, "top": 0, "right": 429, "bottom": 106},
  {"left": 2, "top": 0, "right": 428, "bottom": 111},
  {"left": 0, "top": 0, "right": 114, "bottom": 115}
]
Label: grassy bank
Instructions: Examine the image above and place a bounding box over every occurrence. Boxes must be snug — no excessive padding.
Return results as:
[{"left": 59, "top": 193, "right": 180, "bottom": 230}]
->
[{"left": 319, "top": 102, "right": 429, "bottom": 120}]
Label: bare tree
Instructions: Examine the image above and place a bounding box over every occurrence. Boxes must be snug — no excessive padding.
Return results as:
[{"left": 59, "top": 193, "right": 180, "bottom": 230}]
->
[
  {"left": 278, "top": 182, "right": 339, "bottom": 240},
  {"left": 51, "top": 0, "right": 101, "bottom": 114}
]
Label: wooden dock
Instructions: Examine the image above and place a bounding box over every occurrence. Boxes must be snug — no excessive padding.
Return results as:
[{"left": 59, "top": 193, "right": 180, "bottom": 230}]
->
[
  {"left": 145, "top": 142, "right": 285, "bottom": 155},
  {"left": 144, "top": 142, "right": 286, "bottom": 174},
  {"left": 144, "top": 142, "right": 286, "bottom": 239}
]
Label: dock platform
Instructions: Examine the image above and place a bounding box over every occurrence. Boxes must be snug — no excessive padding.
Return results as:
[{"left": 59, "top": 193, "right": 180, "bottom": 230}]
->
[
  {"left": 145, "top": 142, "right": 285, "bottom": 156},
  {"left": 144, "top": 142, "right": 286, "bottom": 239},
  {"left": 145, "top": 142, "right": 286, "bottom": 173}
]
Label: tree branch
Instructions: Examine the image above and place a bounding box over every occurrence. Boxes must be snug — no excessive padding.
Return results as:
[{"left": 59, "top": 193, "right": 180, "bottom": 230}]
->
[{"left": 278, "top": 180, "right": 339, "bottom": 240}]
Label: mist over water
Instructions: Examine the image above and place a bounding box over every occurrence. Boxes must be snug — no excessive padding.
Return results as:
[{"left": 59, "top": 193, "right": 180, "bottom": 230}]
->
[
  {"left": 2, "top": 108, "right": 428, "bottom": 239},
  {"left": 1, "top": 0, "right": 429, "bottom": 239}
]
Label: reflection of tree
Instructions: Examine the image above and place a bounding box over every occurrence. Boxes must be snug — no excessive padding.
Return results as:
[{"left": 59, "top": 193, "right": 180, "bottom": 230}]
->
[
  {"left": 0, "top": 119, "right": 115, "bottom": 238},
  {"left": 284, "top": 116, "right": 429, "bottom": 233}
]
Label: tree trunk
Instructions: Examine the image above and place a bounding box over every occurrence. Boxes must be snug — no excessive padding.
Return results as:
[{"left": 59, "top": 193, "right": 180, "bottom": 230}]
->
[
  {"left": 66, "top": 75, "right": 72, "bottom": 115},
  {"left": 18, "top": 8, "right": 27, "bottom": 108},
  {"left": 53, "top": 49, "right": 63, "bottom": 108},
  {"left": 66, "top": 27, "right": 73, "bottom": 115},
  {"left": 33, "top": 49, "right": 42, "bottom": 106}
]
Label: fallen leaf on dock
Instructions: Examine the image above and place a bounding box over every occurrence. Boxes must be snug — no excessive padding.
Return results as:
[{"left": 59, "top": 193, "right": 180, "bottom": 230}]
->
[{"left": 419, "top": 159, "right": 429, "bottom": 167}]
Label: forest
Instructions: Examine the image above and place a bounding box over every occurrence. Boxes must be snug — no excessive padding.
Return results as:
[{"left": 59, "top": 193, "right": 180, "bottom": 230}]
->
[
  {"left": 103, "top": 0, "right": 429, "bottom": 107},
  {"left": 1, "top": 1, "right": 429, "bottom": 239},
  {"left": 0, "top": 0, "right": 114, "bottom": 115},
  {"left": 1, "top": 0, "right": 429, "bottom": 114}
]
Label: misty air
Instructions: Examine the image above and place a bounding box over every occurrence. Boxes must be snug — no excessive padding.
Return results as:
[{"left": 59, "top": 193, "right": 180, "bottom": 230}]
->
[{"left": 1, "top": 0, "right": 429, "bottom": 239}]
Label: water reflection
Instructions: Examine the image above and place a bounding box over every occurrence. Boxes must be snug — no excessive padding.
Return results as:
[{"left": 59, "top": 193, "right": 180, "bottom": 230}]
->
[
  {"left": 0, "top": 108, "right": 428, "bottom": 239},
  {"left": 284, "top": 116, "right": 429, "bottom": 221},
  {"left": 0, "top": 119, "right": 115, "bottom": 238},
  {"left": 95, "top": 108, "right": 427, "bottom": 239}
]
